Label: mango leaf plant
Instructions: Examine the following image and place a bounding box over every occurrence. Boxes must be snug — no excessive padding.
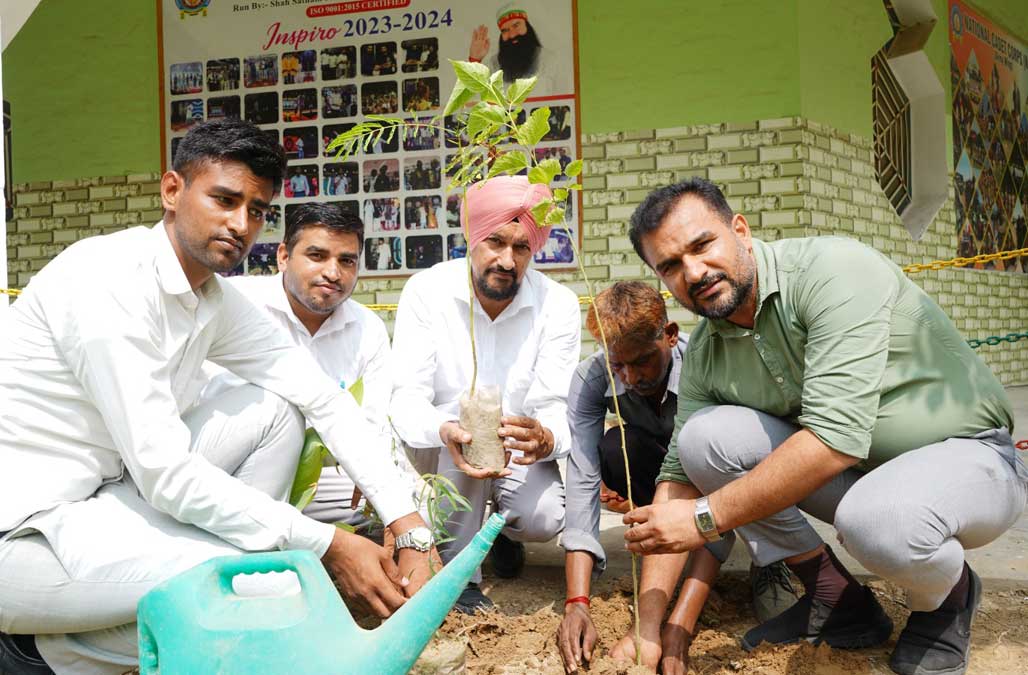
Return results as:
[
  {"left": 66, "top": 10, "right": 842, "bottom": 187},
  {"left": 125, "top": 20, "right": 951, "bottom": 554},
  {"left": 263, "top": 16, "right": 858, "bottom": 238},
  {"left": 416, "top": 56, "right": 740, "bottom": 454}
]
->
[
  {"left": 327, "top": 60, "right": 642, "bottom": 661},
  {"left": 290, "top": 377, "right": 364, "bottom": 510}
]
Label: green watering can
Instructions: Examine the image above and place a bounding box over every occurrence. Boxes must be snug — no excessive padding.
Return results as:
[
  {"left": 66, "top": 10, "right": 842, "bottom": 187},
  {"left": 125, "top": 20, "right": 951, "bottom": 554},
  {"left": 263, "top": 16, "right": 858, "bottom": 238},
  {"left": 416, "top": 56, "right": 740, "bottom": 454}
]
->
[{"left": 137, "top": 513, "right": 505, "bottom": 674}]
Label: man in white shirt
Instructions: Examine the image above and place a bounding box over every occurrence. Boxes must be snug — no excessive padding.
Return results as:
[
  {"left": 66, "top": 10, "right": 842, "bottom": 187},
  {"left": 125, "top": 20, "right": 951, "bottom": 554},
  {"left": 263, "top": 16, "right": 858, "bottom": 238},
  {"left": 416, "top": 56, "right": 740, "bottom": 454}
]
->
[
  {"left": 390, "top": 176, "right": 580, "bottom": 613},
  {"left": 208, "top": 202, "right": 398, "bottom": 528},
  {"left": 0, "top": 119, "right": 434, "bottom": 675}
]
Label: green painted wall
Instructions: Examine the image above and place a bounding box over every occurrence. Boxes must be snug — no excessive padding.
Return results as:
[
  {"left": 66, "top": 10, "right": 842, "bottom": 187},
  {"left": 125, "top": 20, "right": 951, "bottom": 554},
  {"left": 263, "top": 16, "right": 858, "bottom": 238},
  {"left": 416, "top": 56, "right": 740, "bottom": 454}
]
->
[
  {"left": 795, "top": 1, "right": 892, "bottom": 140},
  {"left": 576, "top": 0, "right": 802, "bottom": 134},
  {"left": 3, "top": 0, "right": 160, "bottom": 183},
  {"left": 4, "top": 0, "right": 1028, "bottom": 182}
]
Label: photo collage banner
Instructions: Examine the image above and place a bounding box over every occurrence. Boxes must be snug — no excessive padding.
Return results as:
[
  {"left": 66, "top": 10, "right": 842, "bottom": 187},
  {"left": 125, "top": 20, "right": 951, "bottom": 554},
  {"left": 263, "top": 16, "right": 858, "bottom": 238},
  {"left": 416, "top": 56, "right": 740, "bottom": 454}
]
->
[
  {"left": 160, "top": 0, "right": 580, "bottom": 277},
  {"left": 949, "top": 0, "right": 1028, "bottom": 271}
]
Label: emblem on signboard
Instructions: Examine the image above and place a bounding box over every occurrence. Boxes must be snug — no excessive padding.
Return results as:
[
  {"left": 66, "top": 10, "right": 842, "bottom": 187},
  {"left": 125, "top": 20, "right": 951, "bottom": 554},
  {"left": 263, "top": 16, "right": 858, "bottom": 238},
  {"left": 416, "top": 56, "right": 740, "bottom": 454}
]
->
[
  {"left": 176, "top": 0, "right": 211, "bottom": 19},
  {"left": 950, "top": 4, "right": 962, "bottom": 40}
]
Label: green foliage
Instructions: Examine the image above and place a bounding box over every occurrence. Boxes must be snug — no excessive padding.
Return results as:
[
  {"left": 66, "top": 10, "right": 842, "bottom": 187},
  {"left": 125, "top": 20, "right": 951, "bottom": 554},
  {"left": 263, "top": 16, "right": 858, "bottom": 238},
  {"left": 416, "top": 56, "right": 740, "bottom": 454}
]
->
[
  {"left": 323, "top": 61, "right": 581, "bottom": 222},
  {"left": 452, "top": 60, "right": 491, "bottom": 93},
  {"left": 517, "top": 107, "right": 551, "bottom": 148},
  {"left": 486, "top": 151, "right": 529, "bottom": 179},
  {"left": 506, "top": 78, "right": 535, "bottom": 106},
  {"left": 288, "top": 378, "right": 365, "bottom": 510},
  {"left": 290, "top": 427, "right": 328, "bottom": 510},
  {"left": 417, "top": 474, "right": 472, "bottom": 546}
]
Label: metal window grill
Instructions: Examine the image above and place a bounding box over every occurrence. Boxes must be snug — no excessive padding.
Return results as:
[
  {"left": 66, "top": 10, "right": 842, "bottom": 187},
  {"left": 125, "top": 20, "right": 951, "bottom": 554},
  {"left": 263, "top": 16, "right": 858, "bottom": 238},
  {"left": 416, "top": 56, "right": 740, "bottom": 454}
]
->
[{"left": 872, "top": 48, "right": 913, "bottom": 216}]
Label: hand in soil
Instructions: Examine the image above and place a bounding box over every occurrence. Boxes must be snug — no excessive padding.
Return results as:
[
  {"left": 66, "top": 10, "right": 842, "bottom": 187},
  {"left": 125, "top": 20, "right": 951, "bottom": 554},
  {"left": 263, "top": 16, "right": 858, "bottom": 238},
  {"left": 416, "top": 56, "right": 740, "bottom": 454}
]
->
[
  {"left": 498, "top": 415, "right": 554, "bottom": 465},
  {"left": 659, "top": 622, "right": 692, "bottom": 675},
  {"left": 557, "top": 602, "right": 598, "bottom": 673},
  {"left": 610, "top": 632, "right": 662, "bottom": 670},
  {"left": 396, "top": 545, "right": 443, "bottom": 598},
  {"left": 440, "top": 420, "right": 512, "bottom": 479},
  {"left": 623, "top": 499, "right": 704, "bottom": 555},
  {"left": 322, "top": 527, "right": 407, "bottom": 618}
]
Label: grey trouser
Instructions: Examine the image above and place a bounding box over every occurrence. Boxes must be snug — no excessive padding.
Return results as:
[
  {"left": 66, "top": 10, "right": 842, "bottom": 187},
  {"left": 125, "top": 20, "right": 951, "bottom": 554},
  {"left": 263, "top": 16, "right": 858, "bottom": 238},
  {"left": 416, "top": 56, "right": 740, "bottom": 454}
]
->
[
  {"left": 410, "top": 447, "right": 565, "bottom": 584},
  {"left": 0, "top": 384, "right": 304, "bottom": 674},
  {"left": 678, "top": 405, "right": 1028, "bottom": 612}
]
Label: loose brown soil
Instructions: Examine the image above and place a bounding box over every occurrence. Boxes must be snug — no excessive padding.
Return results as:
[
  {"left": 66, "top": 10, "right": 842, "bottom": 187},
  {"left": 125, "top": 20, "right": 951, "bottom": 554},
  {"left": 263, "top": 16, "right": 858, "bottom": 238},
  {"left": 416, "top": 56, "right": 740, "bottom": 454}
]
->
[{"left": 432, "top": 568, "right": 1028, "bottom": 674}]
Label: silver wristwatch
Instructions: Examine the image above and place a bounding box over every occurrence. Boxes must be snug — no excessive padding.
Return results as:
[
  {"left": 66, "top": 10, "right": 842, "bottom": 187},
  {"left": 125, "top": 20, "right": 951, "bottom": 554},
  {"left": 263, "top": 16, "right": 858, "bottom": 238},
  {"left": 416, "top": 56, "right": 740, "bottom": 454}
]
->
[
  {"left": 394, "top": 526, "right": 434, "bottom": 552},
  {"left": 693, "top": 497, "right": 721, "bottom": 543}
]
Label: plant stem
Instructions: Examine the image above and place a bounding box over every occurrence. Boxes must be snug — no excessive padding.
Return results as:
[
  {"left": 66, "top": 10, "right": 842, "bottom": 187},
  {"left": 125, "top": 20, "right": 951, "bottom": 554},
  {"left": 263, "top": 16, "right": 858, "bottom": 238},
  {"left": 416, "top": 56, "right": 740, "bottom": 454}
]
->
[
  {"left": 462, "top": 184, "right": 478, "bottom": 396},
  {"left": 563, "top": 225, "right": 642, "bottom": 666}
]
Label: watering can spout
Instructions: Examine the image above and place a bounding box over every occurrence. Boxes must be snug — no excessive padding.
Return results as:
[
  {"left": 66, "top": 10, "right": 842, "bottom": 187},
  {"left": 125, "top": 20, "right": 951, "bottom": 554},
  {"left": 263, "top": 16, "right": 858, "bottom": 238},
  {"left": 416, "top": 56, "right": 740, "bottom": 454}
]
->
[{"left": 372, "top": 512, "right": 506, "bottom": 672}]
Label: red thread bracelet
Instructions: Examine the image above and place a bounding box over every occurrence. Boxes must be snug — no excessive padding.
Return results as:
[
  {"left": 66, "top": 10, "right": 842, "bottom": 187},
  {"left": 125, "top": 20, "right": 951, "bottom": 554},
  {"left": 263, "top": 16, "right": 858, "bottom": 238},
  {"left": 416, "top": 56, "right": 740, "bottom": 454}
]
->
[{"left": 564, "top": 596, "right": 590, "bottom": 607}]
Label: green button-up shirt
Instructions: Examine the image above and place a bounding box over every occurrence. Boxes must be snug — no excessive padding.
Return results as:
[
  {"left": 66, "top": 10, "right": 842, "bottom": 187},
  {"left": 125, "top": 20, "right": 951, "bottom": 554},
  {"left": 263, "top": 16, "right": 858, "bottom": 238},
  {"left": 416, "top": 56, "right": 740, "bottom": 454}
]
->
[{"left": 658, "top": 236, "right": 1013, "bottom": 485}]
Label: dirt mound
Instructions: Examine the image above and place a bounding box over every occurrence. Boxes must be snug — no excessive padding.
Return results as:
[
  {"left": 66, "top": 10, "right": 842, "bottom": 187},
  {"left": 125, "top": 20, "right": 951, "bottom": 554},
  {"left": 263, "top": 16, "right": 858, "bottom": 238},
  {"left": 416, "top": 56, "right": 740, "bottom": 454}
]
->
[{"left": 432, "top": 569, "right": 1028, "bottom": 674}]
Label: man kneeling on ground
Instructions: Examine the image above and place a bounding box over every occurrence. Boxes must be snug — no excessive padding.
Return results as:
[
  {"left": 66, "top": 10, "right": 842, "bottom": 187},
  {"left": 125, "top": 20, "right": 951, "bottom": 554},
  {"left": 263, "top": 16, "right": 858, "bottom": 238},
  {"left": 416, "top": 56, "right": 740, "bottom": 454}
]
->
[
  {"left": 201, "top": 202, "right": 415, "bottom": 533},
  {"left": 557, "top": 281, "right": 796, "bottom": 674},
  {"left": 390, "top": 176, "right": 580, "bottom": 614},
  {"left": 623, "top": 178, "right": 1025, "bottom": 675},
  {"left": 0, "top": 119, "right": 435, "bottom": 675}
]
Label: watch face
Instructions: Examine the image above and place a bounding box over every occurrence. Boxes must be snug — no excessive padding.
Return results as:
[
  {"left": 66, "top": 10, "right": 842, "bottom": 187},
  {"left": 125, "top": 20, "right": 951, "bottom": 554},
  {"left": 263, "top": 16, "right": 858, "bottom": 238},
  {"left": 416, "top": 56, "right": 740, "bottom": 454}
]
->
[
  {"left": 696, "top": 512, "right": 715, "bottom": 532},
  {"left": 411, "top": 527, "right": 433, "bottom": 548}
]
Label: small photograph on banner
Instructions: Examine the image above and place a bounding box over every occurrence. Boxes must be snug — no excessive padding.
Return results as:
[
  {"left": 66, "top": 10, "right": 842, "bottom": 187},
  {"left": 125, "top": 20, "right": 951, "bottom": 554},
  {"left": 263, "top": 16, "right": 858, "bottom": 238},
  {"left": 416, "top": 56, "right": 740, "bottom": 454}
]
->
[{"left": 160, "top": 0, "right": 580, "bottom": 277}]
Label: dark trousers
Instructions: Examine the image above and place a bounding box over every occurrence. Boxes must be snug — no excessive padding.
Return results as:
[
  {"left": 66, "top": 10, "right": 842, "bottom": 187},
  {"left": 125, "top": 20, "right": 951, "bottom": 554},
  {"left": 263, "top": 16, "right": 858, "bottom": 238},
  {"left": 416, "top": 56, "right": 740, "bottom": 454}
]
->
[{"left": 598, "top": 425, "right": 667, "bottom": 507}]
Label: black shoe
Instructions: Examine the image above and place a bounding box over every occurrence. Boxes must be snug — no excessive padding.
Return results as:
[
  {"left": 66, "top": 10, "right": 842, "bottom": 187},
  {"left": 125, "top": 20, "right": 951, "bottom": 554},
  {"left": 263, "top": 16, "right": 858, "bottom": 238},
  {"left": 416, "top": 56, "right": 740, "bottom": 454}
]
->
[
  {"left": 0, "top": 632, "right": 54, "bottom": 675},
  {"left": 750, "top": 561, "right": 801, "bottom": 623},
  {"left": 889, "top": 567, "right": 982, "bottom": 675},
  {"left": 453, "top": 582, "right": 494, "bottom": 615},
  {"left": 489, "top": 533, "right": 525, "bottom": 579},
  {"left": 741, "top": 584, "right": 893, "bottom": 651}
]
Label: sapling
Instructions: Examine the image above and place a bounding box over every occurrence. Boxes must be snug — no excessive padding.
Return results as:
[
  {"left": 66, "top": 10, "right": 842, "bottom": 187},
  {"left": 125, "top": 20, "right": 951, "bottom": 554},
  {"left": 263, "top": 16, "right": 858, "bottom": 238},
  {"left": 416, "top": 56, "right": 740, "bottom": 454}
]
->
[{"left": 327, "top": 60, "right": 645, "bottom": 663}]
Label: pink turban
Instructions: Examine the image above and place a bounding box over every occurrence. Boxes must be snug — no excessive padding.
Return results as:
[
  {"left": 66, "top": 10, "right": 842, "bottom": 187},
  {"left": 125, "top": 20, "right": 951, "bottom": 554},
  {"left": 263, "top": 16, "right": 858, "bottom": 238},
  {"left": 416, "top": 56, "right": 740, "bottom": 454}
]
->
[{"left": 460, "top": 176, "right": 553, "bottom": 254}]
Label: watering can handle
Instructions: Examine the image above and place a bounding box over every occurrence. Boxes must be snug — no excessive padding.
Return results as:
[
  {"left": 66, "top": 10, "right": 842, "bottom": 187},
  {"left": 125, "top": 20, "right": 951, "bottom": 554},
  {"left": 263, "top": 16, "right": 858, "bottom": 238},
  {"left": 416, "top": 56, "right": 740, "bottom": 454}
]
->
[{"left": 215, "top": 551, "right": 325, "bottom": 595}]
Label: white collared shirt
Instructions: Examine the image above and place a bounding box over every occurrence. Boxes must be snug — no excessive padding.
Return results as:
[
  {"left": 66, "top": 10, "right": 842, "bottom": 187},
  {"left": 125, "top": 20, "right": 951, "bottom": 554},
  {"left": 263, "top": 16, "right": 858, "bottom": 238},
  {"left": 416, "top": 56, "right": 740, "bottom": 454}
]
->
[
  {"left": 0, "top": 224, "right": 415, "bottom": 555},
  {"left": 205, "top": 273, "right": 392, "bottom": 441},
  {"left": 389, "top": 258, "right": 581, "bottom": 457}
]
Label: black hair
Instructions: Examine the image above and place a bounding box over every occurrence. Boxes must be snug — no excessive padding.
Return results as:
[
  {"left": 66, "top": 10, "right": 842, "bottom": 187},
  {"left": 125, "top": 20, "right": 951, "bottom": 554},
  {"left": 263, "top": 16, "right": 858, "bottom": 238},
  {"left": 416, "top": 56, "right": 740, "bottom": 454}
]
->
[
  {"left": 172, "top": 118, "right": 287, "bottom": 194},
  {"left": 284, "top": 202, "right": 364, "bottom": 253},
  {"left": 628, "top": 177, "right": 734, "bottom": 262}
]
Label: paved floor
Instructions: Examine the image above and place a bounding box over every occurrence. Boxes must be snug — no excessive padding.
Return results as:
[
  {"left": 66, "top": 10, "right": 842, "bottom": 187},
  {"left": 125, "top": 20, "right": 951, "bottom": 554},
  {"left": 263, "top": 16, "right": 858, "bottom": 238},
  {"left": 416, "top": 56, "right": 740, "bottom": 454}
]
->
[{"left": 525, "top": 385, "right": 1028, "bottom": 587}]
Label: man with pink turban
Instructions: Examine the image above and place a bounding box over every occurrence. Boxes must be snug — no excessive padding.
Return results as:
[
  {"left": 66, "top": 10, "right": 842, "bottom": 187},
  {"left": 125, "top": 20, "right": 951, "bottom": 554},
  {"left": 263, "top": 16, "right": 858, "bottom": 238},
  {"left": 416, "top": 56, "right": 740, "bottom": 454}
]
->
[{"left": 391, "top": 176, "right": 581, "bottom": 613}]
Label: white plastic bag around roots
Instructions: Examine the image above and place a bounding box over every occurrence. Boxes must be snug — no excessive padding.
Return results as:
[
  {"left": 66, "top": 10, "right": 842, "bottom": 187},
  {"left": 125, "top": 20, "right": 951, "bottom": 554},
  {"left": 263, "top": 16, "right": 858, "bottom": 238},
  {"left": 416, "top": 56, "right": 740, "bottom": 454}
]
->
[
  {"left": 459, "top": 385, "right": 505, "bottom": 472},
  {"left": 410, "top": 636, "right": 467, "bottom": 674}
]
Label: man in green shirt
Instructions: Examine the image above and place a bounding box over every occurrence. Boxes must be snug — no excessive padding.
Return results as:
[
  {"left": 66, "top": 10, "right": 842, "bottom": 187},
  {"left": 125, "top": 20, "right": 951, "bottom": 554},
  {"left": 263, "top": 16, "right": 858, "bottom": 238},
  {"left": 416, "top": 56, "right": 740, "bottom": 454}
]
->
[{"left": 621, "top": 178, "right": 1026, "bottom": 675}]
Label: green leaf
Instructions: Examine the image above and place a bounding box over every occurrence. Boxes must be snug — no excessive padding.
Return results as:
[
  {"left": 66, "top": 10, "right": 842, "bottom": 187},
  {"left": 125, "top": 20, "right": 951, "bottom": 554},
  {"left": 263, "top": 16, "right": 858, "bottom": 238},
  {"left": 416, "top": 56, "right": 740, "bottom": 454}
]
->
[
  {"left": 487, "top": 151, "right": 530, "bottom": 178},
  {"left": 506, "top": 77, "right": 537, "bottom": 105},
  {"left": 470, "top": 101, "right": 507, "bottom": 125},
  {"left": 488, "top": 70, "right": 507, "bottom": 105},
  {"left": 567, "top": 183, "right": 582, "bottom": 190},
  {"left": 528, "top": 158, "right": 561, "bottom": 185},
  {"left": 466, "top": 112, "right": 491, "bottom": 143},
  {"left": 334, "top": 522, "right": 357, "bottom": 533},
  {"left": 293, "top": 485, "right": 317, "bottom": 512},
  {"left": 347, "top": 377, "right": 364, "bottom": 406},
  {"left": 442, "top": 82, "right": 473, "bottom": 116},
  {"left": 544, "top": 206, "right": 566, "bottom": 225},
  {"left": 530, "top": 199, "right": 551, "bottom": 225},
  {"left": 564, "top": 159, "right": 583, "bottom": 178},
  {"left": 289, "top": 428, "right": 328, "bottom": 508},
  {"left": 451, "top": 59, "right": 490, "bottom": 93},
  {"left": 553, "top": 187, "right": 568, "bottom": 202},
  {"left": 517, "top": 107, "right": 551, "bottom": 146}
]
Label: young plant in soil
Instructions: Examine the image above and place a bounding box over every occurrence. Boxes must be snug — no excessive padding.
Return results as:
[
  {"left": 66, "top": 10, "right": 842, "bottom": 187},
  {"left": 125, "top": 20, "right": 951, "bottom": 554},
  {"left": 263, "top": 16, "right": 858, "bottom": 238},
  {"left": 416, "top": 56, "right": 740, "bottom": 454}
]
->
[{"left": 327, "top": 60, "right": 645, "bottom": 664}]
